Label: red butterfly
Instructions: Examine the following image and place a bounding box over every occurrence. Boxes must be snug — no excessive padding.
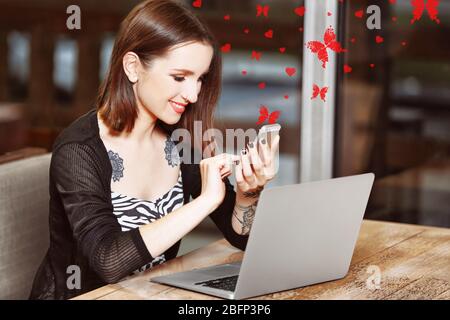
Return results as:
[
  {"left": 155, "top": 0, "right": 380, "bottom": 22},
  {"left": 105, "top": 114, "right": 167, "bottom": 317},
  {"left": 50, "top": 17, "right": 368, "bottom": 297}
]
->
[
  {"left": 306, "top": 26, "right": 347, "bottom": 68},
  {"left": 411, "top": 0, "right": 440, "bottom": 24},
  {"left": 256, "top": 4, "right": 270, "bottom": 17},
  {"left": 251, "top": 50, "right": 262, "bottom": 61},
  {"left": 256, "top": 106, "right": 280, "bottom": 125},
  {"left": 311, "top": 84, "right": 328, "bottom": 102}
]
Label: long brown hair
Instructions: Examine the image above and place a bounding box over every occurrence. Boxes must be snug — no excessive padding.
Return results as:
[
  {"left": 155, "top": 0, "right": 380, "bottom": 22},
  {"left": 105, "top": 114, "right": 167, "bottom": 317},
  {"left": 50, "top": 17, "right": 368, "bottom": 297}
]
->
[{"left": 96, "top": 0, "right": 221, "bottom": 153}]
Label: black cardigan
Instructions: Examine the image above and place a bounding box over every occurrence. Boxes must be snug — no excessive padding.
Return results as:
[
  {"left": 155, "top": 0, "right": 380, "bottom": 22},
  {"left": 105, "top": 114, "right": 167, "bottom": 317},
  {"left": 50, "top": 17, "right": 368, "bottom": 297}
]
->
[{"left": 29, "top": 110, "right": 248, "bottom": 300}]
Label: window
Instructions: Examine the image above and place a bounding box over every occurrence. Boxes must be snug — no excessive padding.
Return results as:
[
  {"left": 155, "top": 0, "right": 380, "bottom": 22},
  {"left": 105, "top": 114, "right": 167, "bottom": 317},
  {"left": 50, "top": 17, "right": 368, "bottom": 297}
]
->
[
  {"left": 336, "top": 1, "right": 450, "bottom": 227},
  {"left": 195, "top": 0, "right": 305, "bottom": 187},
  {"left": 7, "top": 31, "right": 30, "bottom": 101},
  {"left": 53, "top": 36, "right": 78, "bottom": 105}
]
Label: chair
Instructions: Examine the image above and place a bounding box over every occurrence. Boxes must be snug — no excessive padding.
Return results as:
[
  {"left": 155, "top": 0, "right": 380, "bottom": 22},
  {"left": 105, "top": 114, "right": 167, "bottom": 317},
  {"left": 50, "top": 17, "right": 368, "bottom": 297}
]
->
[{"left": 0, "top": 153, "right": 51, "bottom": 299}]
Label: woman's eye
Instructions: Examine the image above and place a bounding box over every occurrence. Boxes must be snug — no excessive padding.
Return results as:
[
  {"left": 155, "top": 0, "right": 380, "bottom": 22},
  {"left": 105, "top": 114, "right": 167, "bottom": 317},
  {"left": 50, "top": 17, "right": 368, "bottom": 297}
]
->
[
  {"left": 173, "top": 76, "right": 185, "bottom": 82},
  {"left": 172, "top": 75, "right": 205, "bottom": 83}
]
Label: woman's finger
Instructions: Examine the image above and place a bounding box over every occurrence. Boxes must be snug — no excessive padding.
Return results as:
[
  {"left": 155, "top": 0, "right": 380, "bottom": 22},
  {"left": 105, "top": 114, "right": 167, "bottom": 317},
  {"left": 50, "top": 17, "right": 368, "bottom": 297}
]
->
[
  {"left": 220, "top": 167, "right": 231, "bottom": 179},
  {"left": 240, "top": 148, "right": 257, "bottom": 188},
  {"left": 217, "top": 153, "right": 239, "bottom": 167},
  {"left": 268, "top": 135, "right": 280, "bottom": 176},
  {"left": 259, "top": 133, "right": 271, "bottom": 167},
  {"left": 247, "top": 140, "right": 265, "bottom": 182},
  {"left": 234, "top": 159, "right": 249, "bottom": 191},
  {"left": 270, "top": 134, "right": 280, "bottom": 157},
  {"left": 213, "top": 153, "right": 232, "bottom": 180}
]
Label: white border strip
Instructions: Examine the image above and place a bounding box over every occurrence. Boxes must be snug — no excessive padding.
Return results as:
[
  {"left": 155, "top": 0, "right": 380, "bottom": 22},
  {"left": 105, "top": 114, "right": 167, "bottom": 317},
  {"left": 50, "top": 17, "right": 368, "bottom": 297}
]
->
[{"left": 300, "top": 0, "right": 339, "bottom": 182}]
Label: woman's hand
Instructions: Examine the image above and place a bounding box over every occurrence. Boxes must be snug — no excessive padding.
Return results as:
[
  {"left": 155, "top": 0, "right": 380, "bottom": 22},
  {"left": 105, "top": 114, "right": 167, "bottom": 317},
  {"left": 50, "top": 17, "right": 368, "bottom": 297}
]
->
[
  {"left": 199, "top": 153, "right": 240, "bottom": 210},
  {"left": 230, "top": 134, "right": 280, "bottom": 235},
  {"left": 235, "top": 134, "right": 280, "bottom": 199}
]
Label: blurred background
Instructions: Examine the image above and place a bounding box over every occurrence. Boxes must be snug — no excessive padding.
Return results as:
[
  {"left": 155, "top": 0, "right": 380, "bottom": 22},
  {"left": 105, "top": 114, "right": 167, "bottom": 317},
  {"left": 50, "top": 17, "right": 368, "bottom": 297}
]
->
[
  {"left": 337, "top": 0, "right": 450, "bottom": 229},
  {"left": 0, "top": 0, "right": 448, "bottom": 256}
]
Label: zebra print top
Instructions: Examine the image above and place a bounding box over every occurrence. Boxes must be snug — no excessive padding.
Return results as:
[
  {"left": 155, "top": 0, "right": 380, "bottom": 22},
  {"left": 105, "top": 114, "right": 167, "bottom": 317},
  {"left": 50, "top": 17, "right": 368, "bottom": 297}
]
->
[{"left": 111, "top": 169, "right": 184, "bottom": 273}]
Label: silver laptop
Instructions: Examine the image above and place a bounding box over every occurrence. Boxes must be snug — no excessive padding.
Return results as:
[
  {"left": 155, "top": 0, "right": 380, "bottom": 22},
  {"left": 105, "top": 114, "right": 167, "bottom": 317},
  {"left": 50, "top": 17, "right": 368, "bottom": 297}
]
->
[{"left": 151, "top": 173, "right": 375, "bottom": 299}]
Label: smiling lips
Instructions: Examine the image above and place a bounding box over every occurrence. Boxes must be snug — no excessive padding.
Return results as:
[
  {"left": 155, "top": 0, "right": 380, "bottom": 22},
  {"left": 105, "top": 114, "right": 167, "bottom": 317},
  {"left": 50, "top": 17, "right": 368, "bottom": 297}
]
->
[{"left": 169, "top": 100, "right": 187, "bottom": 114}]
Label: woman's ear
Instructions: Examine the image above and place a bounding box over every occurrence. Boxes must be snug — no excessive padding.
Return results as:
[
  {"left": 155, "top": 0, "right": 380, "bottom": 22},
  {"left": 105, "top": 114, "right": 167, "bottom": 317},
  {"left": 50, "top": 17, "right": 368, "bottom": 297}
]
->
[{"left": 123, "top": 51, "right": 140, "bottom": 83}]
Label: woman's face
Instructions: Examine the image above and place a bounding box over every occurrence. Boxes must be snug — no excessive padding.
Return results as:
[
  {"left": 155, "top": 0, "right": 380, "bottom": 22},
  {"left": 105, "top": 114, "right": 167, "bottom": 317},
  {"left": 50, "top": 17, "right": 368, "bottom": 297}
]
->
[{"left": 131, "top": 41, "right": 214, "bottom": 125}]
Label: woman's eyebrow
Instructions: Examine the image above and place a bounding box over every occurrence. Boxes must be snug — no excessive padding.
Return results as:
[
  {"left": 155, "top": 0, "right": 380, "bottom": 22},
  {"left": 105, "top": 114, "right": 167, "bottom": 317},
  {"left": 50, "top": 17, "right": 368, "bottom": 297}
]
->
[{"left": 171, "top": 68, "right": 209, "bottom": 75}]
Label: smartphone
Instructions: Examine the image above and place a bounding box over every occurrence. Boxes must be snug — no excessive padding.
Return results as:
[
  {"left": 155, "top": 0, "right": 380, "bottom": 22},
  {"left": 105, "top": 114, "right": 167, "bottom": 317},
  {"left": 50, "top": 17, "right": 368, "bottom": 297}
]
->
[
  {"left": 257, "top": 123, "right": 281, "bottom": 148},
  {"left": 221, "top": 123, "right": 281, "bottom": 179}
]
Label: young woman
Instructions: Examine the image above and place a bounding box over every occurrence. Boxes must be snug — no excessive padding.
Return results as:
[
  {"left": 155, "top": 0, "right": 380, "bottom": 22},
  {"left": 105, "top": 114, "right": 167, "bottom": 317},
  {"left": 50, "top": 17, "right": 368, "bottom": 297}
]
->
[{"left": 30, "top": 0, "right": 280, "bottom": 299}]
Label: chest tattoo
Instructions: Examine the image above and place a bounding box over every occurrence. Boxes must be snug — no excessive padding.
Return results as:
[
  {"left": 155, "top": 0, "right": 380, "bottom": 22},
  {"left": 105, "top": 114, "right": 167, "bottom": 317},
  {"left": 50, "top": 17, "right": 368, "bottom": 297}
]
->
[
  {"left": 108, "top": 150, "right": 124, "bottom": 182},
  {"left": 164, "top": 136, "right": 180, "bottom": 167}
]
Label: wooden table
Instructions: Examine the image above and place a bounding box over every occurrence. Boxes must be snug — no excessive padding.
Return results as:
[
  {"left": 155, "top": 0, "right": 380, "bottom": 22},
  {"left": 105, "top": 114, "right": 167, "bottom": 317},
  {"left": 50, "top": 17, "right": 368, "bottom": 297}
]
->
[{"left": 74, "top": 220, "right": 450, "bottom": 300}]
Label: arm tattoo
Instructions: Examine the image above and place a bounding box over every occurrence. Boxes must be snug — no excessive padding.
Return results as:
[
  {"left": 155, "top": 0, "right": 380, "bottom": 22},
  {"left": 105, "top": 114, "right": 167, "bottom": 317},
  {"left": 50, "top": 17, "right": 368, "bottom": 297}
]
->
[
  {"left": 108, "top": 150, "right": 124, "bottom": 182},
  {"left": 164, "top": 136, "right": 180, "bottom": 167},
  {"left": 243, "top": 186, "right": 264, "bottom": 198},
  {"left": 233, "top": 202, "right": 258, "bottom": 235}
]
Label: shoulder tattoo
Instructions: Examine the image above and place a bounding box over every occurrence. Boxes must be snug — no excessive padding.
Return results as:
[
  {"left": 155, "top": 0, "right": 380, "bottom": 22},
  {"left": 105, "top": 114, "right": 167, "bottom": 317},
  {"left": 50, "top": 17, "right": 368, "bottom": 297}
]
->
[{"left": 108, "top": 150, "right": 124, "bottom": 182}]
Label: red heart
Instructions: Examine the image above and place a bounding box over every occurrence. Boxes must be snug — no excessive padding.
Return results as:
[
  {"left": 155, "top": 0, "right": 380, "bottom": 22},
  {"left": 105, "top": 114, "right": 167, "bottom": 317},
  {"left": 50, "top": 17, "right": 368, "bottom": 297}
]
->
[
  {"left": 375, "top": 36, "right": 384, "bottom": 44},
  {"left": 244, "top": 28, "right": 250, "bottom": 34},
  {"left": 401, "top": 41, "right": 407, "bottom": 46},
  {"left": 284, "top": 95, "right": 289, "bottom": 99},
  {"left": 285, "top": 67, "right": 296, "bottom": 77},
  {"left": 354, "top": 10, "right": 364, "bottom": 18},
  {"left": 221, "top": 43, "right": 231, "bottom": 53},
  {"left": 192, "top": 0, "right": 202, "bottom": 8},
  {"left": 264, "top": 29, "right": 273, "bottom": 39},
  {"left": 224, "top": 15, "right": 230, "bottom": 21},
  {"left": 258, "top": 82, "right": 266, "bottom": 89},
  {"left": 279, "top": 47, "right": 286, "bottom": 53},
  {"left": 327, "top": 12, "right": 332, "bottom": 16},
  {"left": 370, "top": 63, "right": 375, "bottom": 68},
  {"left": 294, "top": 6, "right": 305, "bottom": 17},
  {"left": 344, "top": 65, "right": 352, "bottom": 73},
  {"left": 242, "top": 70, "right": 247, "bottom": 75}
]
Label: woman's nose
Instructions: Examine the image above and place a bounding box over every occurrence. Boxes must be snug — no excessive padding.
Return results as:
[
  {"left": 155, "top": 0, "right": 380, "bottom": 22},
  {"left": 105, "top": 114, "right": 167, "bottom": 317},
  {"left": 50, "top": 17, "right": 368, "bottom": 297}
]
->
[{"left": 182, "top": 81, "right": 199, "bottom": 104}]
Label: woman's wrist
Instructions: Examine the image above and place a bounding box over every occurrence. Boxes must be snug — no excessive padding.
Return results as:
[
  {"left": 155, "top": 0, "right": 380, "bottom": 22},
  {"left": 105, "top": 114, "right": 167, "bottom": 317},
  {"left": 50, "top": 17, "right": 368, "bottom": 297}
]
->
[
  {"left": 236, "top": 187, "right": 262, "bottom": 206},
  {"left": 196, "top": 193, "right": 222, "bottom": 214},
  {"left": 232, "top": 197, "right": 258, "bottom": 235}
]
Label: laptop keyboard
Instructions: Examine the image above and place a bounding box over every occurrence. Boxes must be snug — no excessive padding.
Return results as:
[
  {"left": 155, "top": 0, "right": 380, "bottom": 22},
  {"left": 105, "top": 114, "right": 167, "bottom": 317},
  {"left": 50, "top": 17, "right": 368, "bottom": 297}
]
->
[{"left": 195, "top": 275, "right": 239, "bottom": 292}]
